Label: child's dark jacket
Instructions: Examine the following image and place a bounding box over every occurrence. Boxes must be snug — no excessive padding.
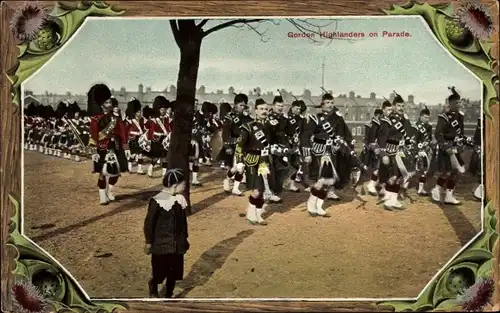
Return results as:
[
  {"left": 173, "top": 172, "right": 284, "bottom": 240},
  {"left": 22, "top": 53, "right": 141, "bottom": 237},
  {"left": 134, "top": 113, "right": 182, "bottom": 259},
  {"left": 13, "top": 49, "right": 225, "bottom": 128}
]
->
[{"left": 144, "top": 191, "right": 189, "bottom": 255}]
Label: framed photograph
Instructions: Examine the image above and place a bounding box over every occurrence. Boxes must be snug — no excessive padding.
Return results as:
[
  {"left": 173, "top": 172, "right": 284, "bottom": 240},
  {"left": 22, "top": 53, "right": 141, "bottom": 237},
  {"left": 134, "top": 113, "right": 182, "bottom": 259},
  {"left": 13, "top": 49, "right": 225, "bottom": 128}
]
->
[{"left": 1, "top": 0, "right": 498, "bottom": 312}]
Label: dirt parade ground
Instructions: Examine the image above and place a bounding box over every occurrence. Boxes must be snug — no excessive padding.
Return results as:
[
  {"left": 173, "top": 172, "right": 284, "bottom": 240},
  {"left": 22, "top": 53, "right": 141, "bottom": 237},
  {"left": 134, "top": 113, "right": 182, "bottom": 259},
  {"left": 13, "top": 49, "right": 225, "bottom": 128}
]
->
[{"left": 22, "top": 151, "right": 482, "bottom": 299}]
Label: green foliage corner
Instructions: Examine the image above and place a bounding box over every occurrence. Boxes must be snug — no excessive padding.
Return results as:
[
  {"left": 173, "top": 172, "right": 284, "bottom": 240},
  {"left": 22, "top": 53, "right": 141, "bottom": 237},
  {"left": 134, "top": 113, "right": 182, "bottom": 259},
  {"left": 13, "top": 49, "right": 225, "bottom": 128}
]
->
[
  {"left": 7, "top": 3, "right": 127, "bottom": 311},
  {"left": 382, "top": 1, "right": 499, "bottom": 119},
  {"left": 378, "top": 5, "right": 498, "bottom": 310},
  {"left": 7, "top": 1, "right": 125, "bottom": 107}
]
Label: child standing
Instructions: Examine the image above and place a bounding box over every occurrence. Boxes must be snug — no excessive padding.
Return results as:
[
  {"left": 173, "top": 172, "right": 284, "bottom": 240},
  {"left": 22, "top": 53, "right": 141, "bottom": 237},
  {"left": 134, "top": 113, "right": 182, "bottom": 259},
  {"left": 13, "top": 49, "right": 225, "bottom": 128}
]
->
[{"left": 144, "top": 168, "right": 190, "bottom": 298}]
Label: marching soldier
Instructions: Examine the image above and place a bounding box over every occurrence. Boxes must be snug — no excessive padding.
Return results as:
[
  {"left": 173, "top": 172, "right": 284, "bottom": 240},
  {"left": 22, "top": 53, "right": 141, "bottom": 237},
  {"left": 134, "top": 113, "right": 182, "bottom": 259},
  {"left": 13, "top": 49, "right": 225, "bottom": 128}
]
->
[
  {"left": 470, "top": 117, "right": 483, "bottom": 200},
  {"left": 222, "top": 93, "right": 253, "bottom": 195},
  {"left": 88, "top": 83, "right": 129, "bottom": 205},
  {"left": 267, "top": 95, "right": 290, "bottom": 200},
  {"left": 146, "top": 96, "right": 172, "bottom": 177},
  {"left": 74, "top": 107, "right": 90, "bottom": 161},
  {"left": 430, "top": 87, "right": 470, "bottom": 205},
  {"left": 377, "top": 92, "right": 414, "bottom": 210},
  {"left": 218, "top": 101, "right": 232, "bottom": 168},
  {"left": 363, "top": 107, "right": 384, "bottom": 196},
  {"left": 303, "top": 92, "right": 357, "bottom": 217},
  {"left": 125, "top": 97, "right": 146, "bottom": 174},
  {"left": 285, "top": 99, "right": 309, "bottom": 192},
  {"left": 235, "top": 98, "right": 273, "bottom": 225},
  {"left": 412, "top": 106, "right": 433, "bottom": 196}
]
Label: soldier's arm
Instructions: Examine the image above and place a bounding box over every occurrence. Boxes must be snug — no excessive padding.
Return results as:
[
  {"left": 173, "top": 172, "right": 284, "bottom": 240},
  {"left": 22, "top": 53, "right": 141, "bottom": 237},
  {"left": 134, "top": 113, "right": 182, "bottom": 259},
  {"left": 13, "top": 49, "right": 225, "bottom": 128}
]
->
[
  {"left": 299, "top": 116, "right": 314, "bottom": 156},
  {"left": 221, "top": 115, "right": 232, "bottom": 145},
  {"left": 377, "top": 119, "right": 390, "bottom": 149},
  {"left": 146, "top": 120, "right": 155, "bottom": 140},
  {"left": 235, "top": 124, "right": 249, "bottom": 163},
  {"left": 118, "top": 120, "right": 128, "bottom": 146},
  {"left": 89, "top": 116, "right": 100, "bottom": 146},
  {"left": 144, "top": 199, "right": 159, "bottom": 245},
  {"left": 367, "top": 120, "right": 379, "bottom": 144},
  {"left": 434, "top": 115, "right": 447, "bottom": 144}
]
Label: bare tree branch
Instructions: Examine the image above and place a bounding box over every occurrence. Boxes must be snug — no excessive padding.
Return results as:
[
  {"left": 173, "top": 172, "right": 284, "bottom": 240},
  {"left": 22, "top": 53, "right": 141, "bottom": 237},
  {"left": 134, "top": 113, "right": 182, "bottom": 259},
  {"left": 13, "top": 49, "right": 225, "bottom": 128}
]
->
[
  {"left": 202, "top": 19, "right": 266, "bottom": 38},
  {"left": 169, "top": 20, "right": 181, "bottom": 47},
  {"left": 197, "top": 19, "right": 209, "bottom": 28}
]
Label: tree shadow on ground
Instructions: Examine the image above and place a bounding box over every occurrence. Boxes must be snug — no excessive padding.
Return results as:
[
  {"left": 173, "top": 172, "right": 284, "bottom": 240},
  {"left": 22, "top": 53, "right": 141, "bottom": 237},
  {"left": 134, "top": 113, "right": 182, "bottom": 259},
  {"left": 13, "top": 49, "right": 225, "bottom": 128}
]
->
[
  {"left": 29, "top": 171, "right": 224, "bottom": 242},
  {"left": 169, "top": 229, "right": 255, "bottom": 298}
]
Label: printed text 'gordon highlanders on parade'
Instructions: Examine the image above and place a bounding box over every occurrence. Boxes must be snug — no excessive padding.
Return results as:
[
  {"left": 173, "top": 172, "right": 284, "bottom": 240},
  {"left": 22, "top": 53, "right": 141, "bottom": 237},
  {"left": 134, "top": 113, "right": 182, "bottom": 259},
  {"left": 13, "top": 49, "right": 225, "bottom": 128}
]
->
[{"left": 287, "top": 31, "right": 412, "bottom": 38}]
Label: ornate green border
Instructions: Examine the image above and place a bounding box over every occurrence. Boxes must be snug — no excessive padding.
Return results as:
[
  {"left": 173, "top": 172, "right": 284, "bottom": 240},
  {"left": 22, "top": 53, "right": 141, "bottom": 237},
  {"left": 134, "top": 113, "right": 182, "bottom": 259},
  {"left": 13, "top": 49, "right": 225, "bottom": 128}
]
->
[
  {"left": 377, "top": 1, "right": 499, "bottom": 312},
  {"left": 5, "top": 1, "right": 499, "bottom": 312},
  {"left": 7, "top": 2, "right": 129, "bottom": 312}
]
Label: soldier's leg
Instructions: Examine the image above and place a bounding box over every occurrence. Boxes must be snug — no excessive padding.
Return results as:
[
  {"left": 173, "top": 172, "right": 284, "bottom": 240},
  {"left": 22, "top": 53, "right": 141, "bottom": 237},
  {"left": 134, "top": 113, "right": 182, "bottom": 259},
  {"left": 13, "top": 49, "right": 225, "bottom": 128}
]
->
[
  {"left": 383, "top": 175, "right": 403, "bottom": 210},
  {"left": 247, "top": 169, "right": 267, "bottom": 225},
  {"left": 431, "top": 173, "right": 448, "bottom": 202},
  {"left": 136, "top": 154, "right": 145, "bottom": 174},
  {"left": 417, "top": 170, "right": 428, "bottom": 195},
  {"left": 161, "top": 157, "right": 168, "bottom": 177},
  {"left": 288, "top": 155, "right": 301, "bottom": 192},
  {"left": 97, "top": 174, "right": 109, "bottom": 205},
  {"left": 107, "top": 175, "right": 119, "bottom": 201},
  {"left": 191, "top": 160, "right": 201, "bottom": 186},
  {"left": 223, "top": 153, "right": 235, "bottom": 192},
  {"left": 147, "top": 158, "right": 156, "bottom": 177},
  {"left": 232, "top": 161, "right": 244, "bottom": 196},
  {"left": 366, "top": 168, "right": 379, "bottom": 196},
  {"left": 444, "top": 172, "right": 461, "bottom": 205},
  {"left": 127, "top": 151, "right": 135, "bottom": 172}
]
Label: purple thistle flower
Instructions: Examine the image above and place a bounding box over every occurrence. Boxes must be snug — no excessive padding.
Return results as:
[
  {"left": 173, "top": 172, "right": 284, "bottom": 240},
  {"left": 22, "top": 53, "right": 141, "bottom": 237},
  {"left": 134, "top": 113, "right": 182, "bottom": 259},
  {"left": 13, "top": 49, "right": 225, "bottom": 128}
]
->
[
  {"left": 456, "top": 2, "right": 495, "bottom": 41},
  {"left": 457, "top": 277, "right": 495, "bottom": 312},
  {"left": 9, "top": 1, "right": 49, "bottom": 42},
  {"left": 11, "top": 279, "right": 50, "bottom": 313}
]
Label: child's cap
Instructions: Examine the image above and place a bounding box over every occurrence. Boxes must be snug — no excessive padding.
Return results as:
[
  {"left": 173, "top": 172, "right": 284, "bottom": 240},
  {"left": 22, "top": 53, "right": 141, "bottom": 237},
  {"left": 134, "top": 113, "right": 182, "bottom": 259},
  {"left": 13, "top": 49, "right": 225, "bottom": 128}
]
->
[{"left": 163, "top": 168, "right": 185, "bottom": 187}]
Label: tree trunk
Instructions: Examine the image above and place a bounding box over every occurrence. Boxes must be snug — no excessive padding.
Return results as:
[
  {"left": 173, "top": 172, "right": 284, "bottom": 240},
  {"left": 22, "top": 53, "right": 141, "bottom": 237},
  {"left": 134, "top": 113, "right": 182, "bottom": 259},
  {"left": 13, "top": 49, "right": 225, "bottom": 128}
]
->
[{"left": 167, "top": 21, "right": 202, "bottom": 215}]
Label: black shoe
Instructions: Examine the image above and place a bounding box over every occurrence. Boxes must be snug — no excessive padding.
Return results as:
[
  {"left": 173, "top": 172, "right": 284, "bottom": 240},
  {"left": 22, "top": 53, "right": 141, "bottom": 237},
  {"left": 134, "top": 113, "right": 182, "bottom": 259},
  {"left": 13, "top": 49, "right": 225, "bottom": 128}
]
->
[{"left": 148, "top": 279, "right": 159, "bottom": 298}]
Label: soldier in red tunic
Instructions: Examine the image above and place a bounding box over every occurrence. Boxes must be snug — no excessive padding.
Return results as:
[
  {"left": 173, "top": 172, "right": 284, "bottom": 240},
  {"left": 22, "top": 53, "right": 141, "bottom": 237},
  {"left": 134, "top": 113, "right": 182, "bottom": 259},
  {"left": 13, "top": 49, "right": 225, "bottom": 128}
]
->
[
  {"left": 145, "top": 96, "right": 172, "bottom": 177},
  {"left": 87, "top": 84, "right": 129, "bottom": 205},
  {"left": 125, "top": 97, "right": 146, "bottom": 174}
]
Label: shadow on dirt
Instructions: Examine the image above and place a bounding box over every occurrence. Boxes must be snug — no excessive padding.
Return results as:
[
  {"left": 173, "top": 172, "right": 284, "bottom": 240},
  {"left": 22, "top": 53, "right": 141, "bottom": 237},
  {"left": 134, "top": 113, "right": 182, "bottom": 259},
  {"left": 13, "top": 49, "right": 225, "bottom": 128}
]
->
[
  {"left": 30, "top": 171, "right": 225, "bottom": 243},
  {"left": 172, "top": 229, "right": 255, "bottom": 298}
]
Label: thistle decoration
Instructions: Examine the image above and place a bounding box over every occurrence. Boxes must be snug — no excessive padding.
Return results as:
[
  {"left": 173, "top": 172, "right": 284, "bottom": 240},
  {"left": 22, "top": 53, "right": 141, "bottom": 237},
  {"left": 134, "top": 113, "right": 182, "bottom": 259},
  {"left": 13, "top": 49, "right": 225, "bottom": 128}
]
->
[
  {"left": 11, "top": 280, "right": 50, "bottom": 313},
  {"left": 457, "top": 277, "right": 495, "bottom": 312},
  {"left": 456, "top": 1, "right": 495, "bottom": 41},
  {"left": 9, "top": 1, "right": 49, "bottom": 42}
]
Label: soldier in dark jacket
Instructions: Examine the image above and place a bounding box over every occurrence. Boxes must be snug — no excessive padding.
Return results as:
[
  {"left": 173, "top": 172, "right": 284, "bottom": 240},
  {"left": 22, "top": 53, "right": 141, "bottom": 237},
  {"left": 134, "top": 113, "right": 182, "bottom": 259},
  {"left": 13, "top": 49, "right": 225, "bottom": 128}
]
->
[
  {"left": 430, "top": 87, "right": 470, "bottom": 205},
  {"left": 363, "top": 107, "right": 384, "bottom": 195},
  {"left": 144, "top": 168, "right": 190, "bottom": 298}
]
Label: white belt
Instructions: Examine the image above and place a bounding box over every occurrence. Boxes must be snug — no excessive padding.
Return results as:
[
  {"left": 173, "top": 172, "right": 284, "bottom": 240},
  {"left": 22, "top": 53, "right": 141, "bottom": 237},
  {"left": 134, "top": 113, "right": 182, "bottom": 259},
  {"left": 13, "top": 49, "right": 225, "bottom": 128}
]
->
[
  {"left": 153, "top": 132, "right": 166, "bottom": 136},
  {"left": 130, "top": 131, "right": 141, "bottom": 135}
]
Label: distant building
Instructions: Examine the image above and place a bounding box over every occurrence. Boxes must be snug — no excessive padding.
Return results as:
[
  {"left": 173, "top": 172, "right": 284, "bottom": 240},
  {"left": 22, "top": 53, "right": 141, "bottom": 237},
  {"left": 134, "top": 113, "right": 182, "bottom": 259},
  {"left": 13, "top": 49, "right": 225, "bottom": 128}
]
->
[{"left": 23, "top": 85, "right": 480, "bottom": 137}]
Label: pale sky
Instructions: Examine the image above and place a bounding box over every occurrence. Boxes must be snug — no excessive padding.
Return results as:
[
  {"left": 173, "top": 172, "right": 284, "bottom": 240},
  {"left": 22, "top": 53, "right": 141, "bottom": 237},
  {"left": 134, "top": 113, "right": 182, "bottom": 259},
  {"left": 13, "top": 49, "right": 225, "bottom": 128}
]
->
[{"left": 24, "top": 16, "right": 481, "bottom": 105}]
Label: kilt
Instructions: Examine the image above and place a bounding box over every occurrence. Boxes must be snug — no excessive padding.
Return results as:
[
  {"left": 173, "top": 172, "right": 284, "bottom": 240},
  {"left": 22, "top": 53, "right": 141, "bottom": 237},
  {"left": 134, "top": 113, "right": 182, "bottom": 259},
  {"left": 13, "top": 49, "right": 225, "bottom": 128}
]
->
[
  {"left": 360, "top": 148, "right": 379, "bottom": 169},
  {"left": 378, "top": 155, "right": 403, "bottom": 183},
  {"left": 220, "top": 144, "right": 236, "bottom": 167},
  {"left": 334, "top": 152, "right": 355, "bottom": 189},
  {"left": 92, "top": 140, "right": 128, "bottom": 176},
  {"left": 80, "top": 133, "right": 90, "bottom": 146},
  {"left": 150, "top": 138, "right": 168, "bottom": 159},
  {"left": 436, "top": 149, "right": 464, "bottom": 173},
  {"left": 151, "top": 253, "right": 184, "bottom": 282},
  {"left": 309, "top": 154, "right": 336, "bottom": 181},
  {"left": 128, "top": 138, "right": 142, "bottom": 155}
]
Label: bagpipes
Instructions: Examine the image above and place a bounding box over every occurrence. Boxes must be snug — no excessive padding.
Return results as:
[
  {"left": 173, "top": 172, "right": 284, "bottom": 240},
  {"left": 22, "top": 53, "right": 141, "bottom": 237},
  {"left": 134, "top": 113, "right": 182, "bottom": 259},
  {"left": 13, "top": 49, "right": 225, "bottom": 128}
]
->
[{"left": 62, "top": 117, "right": 92, "bottom": 154}]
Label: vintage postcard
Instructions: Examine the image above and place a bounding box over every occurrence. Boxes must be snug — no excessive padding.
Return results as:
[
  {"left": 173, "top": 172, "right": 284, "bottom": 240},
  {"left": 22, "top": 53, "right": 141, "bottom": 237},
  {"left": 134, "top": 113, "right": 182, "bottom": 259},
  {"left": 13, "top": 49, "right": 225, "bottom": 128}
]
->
[{"left": 1, "top": 1, "right": 499, "bottom": 313}]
